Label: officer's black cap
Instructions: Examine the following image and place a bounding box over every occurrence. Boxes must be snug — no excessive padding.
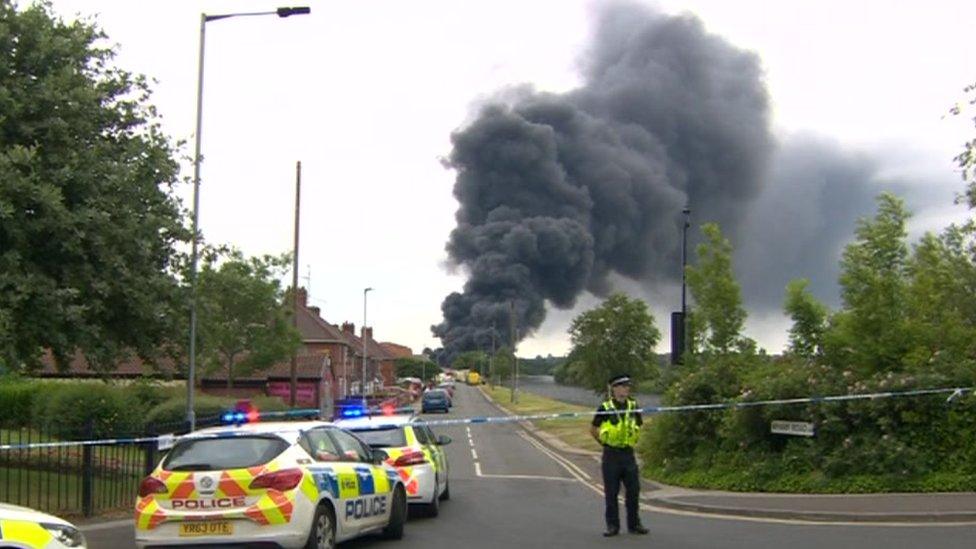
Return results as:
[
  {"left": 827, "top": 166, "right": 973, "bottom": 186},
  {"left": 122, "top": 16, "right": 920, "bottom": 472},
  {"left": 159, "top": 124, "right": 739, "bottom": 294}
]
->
[{"left": 608, "top": 374, "right": 632, "bottom": 387}]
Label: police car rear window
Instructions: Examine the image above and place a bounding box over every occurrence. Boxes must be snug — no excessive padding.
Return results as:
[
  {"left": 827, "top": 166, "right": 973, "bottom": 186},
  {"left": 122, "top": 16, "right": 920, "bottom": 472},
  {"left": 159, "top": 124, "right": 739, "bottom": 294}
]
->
[
  {"left": 350, "top": 427, "right": 407, "bottom": 448},
  {"left": 163, "top": 435, "right": 290, "bottom": 471}
]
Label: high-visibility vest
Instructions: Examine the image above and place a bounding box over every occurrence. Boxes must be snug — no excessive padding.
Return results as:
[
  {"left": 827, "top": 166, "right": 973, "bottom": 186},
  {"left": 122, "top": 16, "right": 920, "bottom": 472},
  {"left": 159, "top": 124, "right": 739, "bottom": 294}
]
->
[{"left": 597, "top": 398, "right": 641, "bottom": 448}]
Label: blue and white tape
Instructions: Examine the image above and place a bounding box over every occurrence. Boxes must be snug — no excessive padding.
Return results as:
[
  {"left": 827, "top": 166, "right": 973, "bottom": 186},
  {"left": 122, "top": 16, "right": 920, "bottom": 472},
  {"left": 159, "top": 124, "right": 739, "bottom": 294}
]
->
[{"left": 0, "top": 386, "right": 971, "bottom": 451}]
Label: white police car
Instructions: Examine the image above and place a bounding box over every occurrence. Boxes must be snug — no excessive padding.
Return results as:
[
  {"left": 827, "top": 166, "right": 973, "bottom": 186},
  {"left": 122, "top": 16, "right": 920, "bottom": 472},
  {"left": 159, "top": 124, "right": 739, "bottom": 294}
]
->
[
  {"left": 0, "top": 503, "right": 86, "bottom": 548},
  {"left": 335, "top": 410, "right": 451, "bottom": 517},
  {"left": 134, "top": 420, "right": 406, "bottom": 549}
]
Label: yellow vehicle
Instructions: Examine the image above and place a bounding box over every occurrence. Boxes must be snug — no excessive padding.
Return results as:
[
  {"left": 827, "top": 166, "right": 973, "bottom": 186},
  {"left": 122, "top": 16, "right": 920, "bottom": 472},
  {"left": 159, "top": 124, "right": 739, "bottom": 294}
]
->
[{"left": 467, "top": 371, "right": 481, "bottom": 385}]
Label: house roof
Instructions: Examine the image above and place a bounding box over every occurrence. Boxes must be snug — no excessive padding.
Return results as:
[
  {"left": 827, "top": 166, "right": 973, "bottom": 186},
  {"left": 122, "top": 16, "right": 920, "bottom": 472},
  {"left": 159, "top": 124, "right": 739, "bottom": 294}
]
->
[
  {"left": 296, "top": 304, "right": 347, "bottom": 342},
  {"left": 380, "top": 342, "right": 413, "bottom": 359},
  {"left": 35, "top": 349, "right": 178, "bottom": 378}
]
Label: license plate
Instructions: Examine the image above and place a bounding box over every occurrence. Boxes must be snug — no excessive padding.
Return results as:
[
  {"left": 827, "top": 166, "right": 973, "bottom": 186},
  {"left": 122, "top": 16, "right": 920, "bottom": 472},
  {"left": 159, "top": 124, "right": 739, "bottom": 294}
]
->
[{"left": 179, "top": 521, "right": 233, "bottom": 537}]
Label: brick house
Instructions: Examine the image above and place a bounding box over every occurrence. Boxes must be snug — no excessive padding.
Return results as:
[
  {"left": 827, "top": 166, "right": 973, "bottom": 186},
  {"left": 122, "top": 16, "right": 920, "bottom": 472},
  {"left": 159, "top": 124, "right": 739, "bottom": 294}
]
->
[{"left": 31, "top": 287, "right": 408, "bottom": 408}]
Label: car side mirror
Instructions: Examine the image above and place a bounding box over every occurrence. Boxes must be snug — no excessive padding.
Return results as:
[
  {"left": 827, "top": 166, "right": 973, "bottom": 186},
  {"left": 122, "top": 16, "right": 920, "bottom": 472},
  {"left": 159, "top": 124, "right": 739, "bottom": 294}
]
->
[
  {"left": 371, "top": 448, "right": 389, "bottom": 465},
  {"left": 436, "top": 435, "right": 452, "bottom": 446}
]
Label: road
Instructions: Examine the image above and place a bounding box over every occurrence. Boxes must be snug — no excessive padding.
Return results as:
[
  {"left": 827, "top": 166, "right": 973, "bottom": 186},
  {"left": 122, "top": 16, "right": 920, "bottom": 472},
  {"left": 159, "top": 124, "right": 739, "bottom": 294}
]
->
[
  {"left": 516, "top": 374, "right": 661, "bottom": 408},
  {"left": 84, "top": 384, "right": 975, "bottom": 548}
]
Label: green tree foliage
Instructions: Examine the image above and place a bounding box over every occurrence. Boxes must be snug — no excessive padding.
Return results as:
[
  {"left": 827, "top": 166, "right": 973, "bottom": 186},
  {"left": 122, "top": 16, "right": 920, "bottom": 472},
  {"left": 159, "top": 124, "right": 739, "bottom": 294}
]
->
[
  {"left": 685, "top": 223, "right": 749, "bottom": 354},
  {"left": 642, "top": 193, "right": 976, "bottom": 494},
  {"left": 567, "top": 293, "right": 661, "bottom": 393},
  {"left": 826, "top": 193, "right": 911, "bottom": 374},
  {"left": 783, "top": 279, "right": 828, "bottom": 358},
  {"left": 196, "top": 251, "right": 300, "bottom": 388},
  {"left": 394, "top": 356, "right": 434, "bottom": 381},
  {"left": 452, "top": 350, "right": 487, "bottom": 374},
  {"left": 904, "top": 228, "right": 976, "bottom": 368},
  {"left": 950, "top": 81, "right": 976, "bottom": 209},
  {"left": 0, "top": 3, "right": 189, "bottom": 373},
  {"left": 490, "top": 347, "right": 515, "bottom": 385},
  {"left": 521, "top": 354, "right": 566, "bottom": 375}
]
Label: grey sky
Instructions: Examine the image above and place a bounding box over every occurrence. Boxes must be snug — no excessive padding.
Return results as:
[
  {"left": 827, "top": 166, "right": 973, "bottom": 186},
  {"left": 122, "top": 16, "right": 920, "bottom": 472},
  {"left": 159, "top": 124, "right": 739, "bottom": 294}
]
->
[{"left": 48, "top": 0, "right": 976, "bottom": 356}]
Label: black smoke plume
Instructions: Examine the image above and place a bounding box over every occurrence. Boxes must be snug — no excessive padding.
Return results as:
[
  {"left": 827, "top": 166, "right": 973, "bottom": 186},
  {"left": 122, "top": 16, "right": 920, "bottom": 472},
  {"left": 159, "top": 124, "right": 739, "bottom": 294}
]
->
[{"left": 432, "top": 2, "right": 773, "bottom": 359}]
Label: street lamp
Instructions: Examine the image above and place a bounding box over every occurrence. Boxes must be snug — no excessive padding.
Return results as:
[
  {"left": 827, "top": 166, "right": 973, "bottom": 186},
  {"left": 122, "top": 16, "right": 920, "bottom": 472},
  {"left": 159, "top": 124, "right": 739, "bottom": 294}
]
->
[
  {"left": 186, "top": 6, "right": 310, "bottom": 431},
  {"left": 362, "top": 287, "right": 373, "bottom": 407},
  {"left": 681, "top": 206, "right": 691, "bottom": 353}
]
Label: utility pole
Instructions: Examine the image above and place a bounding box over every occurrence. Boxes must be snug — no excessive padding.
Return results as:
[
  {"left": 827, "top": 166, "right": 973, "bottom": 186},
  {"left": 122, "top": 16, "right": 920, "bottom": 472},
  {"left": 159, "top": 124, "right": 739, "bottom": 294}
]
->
[
  {"left": 509, "top": 301, "right": 519, "bottom": 404},
  {"left": 362, "top": 287, "right": 373, "bottom": 408},
  {"left": 289, "top": 160, "right": 301, "bottom": 407},
  {"left": 489, "top": 322, "right": 496, "bottom": 388}
]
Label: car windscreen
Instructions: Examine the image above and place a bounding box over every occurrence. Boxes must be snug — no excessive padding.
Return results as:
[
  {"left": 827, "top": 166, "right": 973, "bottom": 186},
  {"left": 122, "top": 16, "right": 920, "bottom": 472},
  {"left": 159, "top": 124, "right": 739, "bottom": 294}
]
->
[
  {"left": 349, "top": 426, "right": 407, "bottom": 448},
  {"left": 162, "top": 435, "right": 290, "bottom": 471},
  {"left": 424, "top": 391, "right": 447, "bottom": 400}
]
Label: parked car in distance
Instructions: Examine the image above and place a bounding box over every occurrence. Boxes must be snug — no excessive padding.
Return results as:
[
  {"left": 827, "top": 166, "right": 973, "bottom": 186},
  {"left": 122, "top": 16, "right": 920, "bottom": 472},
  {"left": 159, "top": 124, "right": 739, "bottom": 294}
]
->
[{"left": 422, "top": 389, "right": 451, "bottom": 414}]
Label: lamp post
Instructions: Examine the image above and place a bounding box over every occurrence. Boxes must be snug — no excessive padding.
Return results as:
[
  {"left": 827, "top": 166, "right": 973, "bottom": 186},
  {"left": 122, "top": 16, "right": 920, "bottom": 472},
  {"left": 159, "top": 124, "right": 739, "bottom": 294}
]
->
[
  {"left": 362, "top": 287, "right": 373, "bottom": 407},
  {"left": 186, "top": 6, "right": 310, "bottom": 431},
  {"left": 681, "top": 206, "right": 691, "bottom": 354}
]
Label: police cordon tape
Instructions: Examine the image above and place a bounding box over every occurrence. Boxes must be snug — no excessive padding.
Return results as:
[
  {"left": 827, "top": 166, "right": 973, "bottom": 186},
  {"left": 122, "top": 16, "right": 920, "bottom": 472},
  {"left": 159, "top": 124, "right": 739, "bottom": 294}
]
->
[{"left": 0, "top": 386, "right": 972, "bottom": 451}]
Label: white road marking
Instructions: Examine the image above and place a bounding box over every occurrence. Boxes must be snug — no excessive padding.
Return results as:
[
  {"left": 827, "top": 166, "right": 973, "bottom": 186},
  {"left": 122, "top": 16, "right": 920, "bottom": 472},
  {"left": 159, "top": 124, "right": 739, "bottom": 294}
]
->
[
  {"left": 638, "top": 503, "right": 976, "bottom": 527},
  {"left": 471, "top": 448, "right": 479, "bottom": 460},
  {"left": 517, "top": 430, "right": 591, "bottom": 480},
  {"left": 468, "top": 438, "right": 474, "bottom": 447},
  {"left": 473, "top": 458, "right": 576, "bottom": 482}
]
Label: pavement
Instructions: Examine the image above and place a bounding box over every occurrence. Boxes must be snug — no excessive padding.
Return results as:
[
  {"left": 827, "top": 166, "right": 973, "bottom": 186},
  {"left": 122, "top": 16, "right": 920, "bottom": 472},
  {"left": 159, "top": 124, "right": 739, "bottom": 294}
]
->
[{"left": 480, "top": 385, "right": 976, "bottom": 524}]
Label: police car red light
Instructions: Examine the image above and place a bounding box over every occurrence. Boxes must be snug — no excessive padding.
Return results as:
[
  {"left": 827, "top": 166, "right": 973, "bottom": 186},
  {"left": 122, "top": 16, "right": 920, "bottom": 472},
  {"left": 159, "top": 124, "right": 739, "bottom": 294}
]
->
[
  {"left": 138, "top": 476, "right": 167, "bottom": 497},
  {"left": 249, "top": 468, "right": 304, "bottom": 492},
  {"left": 393, "top": 450, "right": 427, "bottom": 467}
]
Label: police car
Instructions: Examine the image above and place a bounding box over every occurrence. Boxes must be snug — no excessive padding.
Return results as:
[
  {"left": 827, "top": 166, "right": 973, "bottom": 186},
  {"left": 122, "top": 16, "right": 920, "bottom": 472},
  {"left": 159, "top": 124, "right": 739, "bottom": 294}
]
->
[
  {"left": 134, "top": 420, "right": 406, "bottom": 549},
  {"left": 0, "top": 503, "right": 86, "bottom": 548},
  {"left": 335, "top": 410, "right": 451, "bottom": 517}
]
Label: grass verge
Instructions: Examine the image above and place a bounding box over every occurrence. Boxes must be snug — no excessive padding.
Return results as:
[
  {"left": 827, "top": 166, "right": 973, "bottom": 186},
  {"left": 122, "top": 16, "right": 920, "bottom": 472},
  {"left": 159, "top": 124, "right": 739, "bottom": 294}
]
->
[{"left": 480, "top": 384, "right": 601, "bottom": 453}]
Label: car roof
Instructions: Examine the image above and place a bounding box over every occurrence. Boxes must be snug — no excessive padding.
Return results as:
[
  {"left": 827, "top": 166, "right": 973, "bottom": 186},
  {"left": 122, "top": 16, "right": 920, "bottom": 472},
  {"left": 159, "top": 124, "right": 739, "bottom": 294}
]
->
[
  {"left": 190, "top": 420, "right": 334, "bottom": 438},
  {"left": 334, "top": 414, "right": 417, "bottom": 430}
]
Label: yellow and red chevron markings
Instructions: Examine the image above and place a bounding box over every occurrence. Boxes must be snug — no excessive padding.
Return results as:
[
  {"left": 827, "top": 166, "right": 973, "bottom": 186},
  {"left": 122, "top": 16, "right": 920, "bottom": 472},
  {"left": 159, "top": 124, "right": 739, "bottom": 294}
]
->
[{"left": 136, "top": 461, "right": 308, "bottom": 530}]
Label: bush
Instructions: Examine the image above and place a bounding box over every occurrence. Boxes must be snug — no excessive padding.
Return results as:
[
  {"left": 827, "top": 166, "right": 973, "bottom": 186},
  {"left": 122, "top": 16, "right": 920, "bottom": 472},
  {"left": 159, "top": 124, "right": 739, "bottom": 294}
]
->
[
  {"left": 0, "top": 378, "right": 45, "bottom": 427},
  {"left": 128, "top": 378, "right": 180, "bottom": 410},
  {"left": 143, "top": 394, "right": 291, "bottom": 431},
  {"left": 32, "top": 382, "right": 143, "bottom": 439}
]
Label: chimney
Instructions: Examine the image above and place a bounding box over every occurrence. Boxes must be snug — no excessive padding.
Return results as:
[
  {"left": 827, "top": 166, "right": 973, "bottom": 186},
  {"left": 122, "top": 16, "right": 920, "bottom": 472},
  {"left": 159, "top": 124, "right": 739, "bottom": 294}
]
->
[
  {"left": 296, "top": 287, "right": 308, "bottom": 307},
  {"left": 341, "top": 322, "right": 355, "bottom": 335},
  {"left": 362, "top": 327, "right": 373, "bottom": 341},
  {"left": 309, "top": 306, "right": 321, "bottom": 318}
]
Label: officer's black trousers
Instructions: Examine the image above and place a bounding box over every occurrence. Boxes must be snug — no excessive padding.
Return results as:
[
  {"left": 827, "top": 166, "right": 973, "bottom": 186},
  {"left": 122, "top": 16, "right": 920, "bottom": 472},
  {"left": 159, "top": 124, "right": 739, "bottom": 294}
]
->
[{"left": 601, "top": 446, "right": 641, "bottom": 529}]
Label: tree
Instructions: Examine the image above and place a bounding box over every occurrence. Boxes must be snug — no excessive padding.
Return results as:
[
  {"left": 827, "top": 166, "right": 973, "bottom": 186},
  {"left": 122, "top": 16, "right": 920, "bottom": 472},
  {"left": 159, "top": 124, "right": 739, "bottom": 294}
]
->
[
  {"left": 196, "top": 251, "right": 300, "bottom": 388},
  {"left": 783, "top": 279, "right": 828, "bottom": 358},
  {"left": 685, "top": 223, "right": 748, "bottom": 354},
  {"left": 950, "top": 81, "right": 976, "bottom": 210},
  {"left": 828, "top": 193, "right": 911, "bottom": 374},
  {"left": 0, "top": 3, "right": 189, "bottom": 372},
  {"left": 490, "top": 347, "right": 515, "bottom": 385},
  {"left": 452, "top": 350, "right": 487, "bottom": 374},
  {"left": 904, "top": 228, "right": 976, "bottom": 367},
  {"left": 567, "top": 293, "right": 660, "bottom": 393},
  {"left": 394, "top": 356, "right": 434, "bottom": 381}
]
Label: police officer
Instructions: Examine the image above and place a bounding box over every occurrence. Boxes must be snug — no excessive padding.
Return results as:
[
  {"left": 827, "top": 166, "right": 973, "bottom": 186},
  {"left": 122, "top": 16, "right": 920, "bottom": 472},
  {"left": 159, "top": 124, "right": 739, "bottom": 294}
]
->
[{"left": 590, "top": 374, "right": 649, "bottom": 537}]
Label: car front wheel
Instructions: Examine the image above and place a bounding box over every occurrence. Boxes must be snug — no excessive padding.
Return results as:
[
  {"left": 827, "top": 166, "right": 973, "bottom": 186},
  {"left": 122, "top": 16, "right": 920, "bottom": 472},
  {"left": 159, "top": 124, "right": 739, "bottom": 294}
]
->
[{"left": 383, "top": 486, "right": 407, "bottom": 539}]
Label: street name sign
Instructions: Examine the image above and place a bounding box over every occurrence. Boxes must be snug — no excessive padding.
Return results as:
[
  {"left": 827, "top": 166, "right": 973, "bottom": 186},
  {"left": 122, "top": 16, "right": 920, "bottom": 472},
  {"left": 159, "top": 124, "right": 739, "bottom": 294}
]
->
[{"left": 770, "top": 420, "right": 815, "bottom": 437}]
